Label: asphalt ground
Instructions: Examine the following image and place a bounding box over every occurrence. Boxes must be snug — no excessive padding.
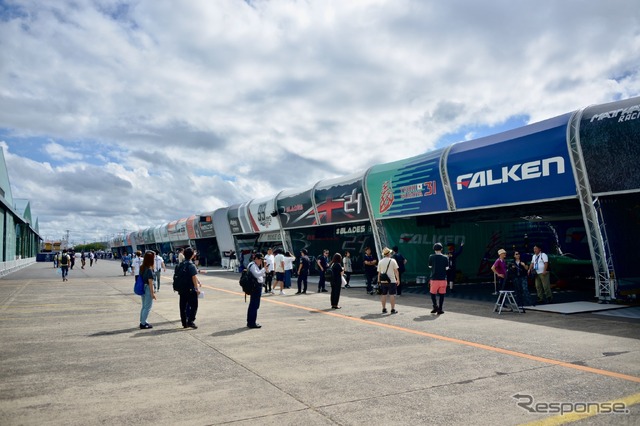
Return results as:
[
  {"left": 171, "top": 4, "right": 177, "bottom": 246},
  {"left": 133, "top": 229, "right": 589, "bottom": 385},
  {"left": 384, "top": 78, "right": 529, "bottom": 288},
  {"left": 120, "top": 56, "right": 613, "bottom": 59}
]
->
[{"left": 0, "top": 261, "right": 638, "bottom": 426}]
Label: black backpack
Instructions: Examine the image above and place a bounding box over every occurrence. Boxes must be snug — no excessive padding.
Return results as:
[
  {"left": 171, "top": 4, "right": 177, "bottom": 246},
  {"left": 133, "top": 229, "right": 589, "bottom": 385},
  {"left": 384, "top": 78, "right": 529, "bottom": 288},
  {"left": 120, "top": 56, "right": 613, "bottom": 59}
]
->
[
  {"left": 172, "top": 261, "right": 191, "bottom": 293},
  {"left": 59, "top": 254, "right": 68, "bottom": 266},
  {"left": 239, "top": 262, "right": 258, "bottom": 301}
]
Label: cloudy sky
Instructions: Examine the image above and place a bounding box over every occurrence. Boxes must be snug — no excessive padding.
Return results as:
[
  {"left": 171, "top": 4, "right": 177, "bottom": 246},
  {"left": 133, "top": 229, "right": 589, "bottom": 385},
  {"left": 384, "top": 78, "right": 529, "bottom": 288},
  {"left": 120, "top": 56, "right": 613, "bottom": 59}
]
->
[{"left": 1, "top": 0, "right": 639, "bottom": 245}]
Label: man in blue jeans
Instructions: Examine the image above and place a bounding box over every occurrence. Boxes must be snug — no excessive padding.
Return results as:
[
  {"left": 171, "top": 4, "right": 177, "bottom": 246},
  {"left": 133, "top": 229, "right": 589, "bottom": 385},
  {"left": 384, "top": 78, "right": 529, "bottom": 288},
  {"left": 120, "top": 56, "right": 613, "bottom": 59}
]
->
[
  {"left": 59, "top": 249, "right": 70, "bottom": 282},
  {"left": 177, "top": 247, "right": 200, "bottom": 329}
]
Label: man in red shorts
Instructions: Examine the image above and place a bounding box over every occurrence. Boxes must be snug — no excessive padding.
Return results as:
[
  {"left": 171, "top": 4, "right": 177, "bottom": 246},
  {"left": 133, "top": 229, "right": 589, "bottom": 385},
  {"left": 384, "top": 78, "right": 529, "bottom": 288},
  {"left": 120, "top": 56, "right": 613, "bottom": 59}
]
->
[{"left": 428, "top": 243, "right": 449, "bottom": 314}]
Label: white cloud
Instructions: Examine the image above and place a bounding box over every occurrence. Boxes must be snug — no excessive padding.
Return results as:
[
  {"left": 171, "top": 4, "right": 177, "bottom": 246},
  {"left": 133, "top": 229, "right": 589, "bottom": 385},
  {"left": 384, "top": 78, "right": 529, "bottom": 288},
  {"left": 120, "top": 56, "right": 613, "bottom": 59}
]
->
[
  {"left": 43, "top": 141, "right": 84, "bottom": 160},
  {"left": 0, "top": 0, "right": 639, "bottom": 243}
]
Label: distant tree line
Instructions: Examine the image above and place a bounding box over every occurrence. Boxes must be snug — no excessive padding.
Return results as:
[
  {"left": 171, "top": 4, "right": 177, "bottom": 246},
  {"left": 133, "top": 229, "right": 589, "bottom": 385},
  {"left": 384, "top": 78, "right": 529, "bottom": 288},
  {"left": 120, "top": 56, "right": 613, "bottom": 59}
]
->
[{"left": 73, "top": 242, "right": 108, "bottom": 252}]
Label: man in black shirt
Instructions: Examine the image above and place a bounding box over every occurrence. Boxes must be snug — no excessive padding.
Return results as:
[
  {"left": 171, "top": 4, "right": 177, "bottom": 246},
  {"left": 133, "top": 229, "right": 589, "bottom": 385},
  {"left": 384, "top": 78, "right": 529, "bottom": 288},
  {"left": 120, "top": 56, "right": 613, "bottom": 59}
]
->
[
  {"left": 428, "top": 243, "right": 449, "bottom": 315},
  {"left": 178, "top": 247, "right": 200, "bottom": 329}
]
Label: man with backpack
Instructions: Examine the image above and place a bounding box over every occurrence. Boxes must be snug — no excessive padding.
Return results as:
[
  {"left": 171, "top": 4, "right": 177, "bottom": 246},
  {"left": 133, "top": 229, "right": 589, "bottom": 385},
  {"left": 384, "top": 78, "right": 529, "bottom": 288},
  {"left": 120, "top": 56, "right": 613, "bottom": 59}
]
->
[
  {"left": 58, "top": 249, "right": 71, "bottom": 282},
  {"left": 175, "top": 247, "right": 200, "bottom": 329},
  {"left": 246, "top": 253, "right": 267, "bottom": 329}
]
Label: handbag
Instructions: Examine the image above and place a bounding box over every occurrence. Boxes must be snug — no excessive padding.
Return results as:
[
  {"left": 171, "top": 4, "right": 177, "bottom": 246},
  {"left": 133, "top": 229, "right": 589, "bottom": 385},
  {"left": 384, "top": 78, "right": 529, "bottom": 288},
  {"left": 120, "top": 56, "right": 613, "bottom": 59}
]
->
[
  {"left": 341, "top": 275, "right": 347, "bottom": 287},
  {"left": 133, "top": 274, "right": 145, "bottom": 295},
  {"left": 530, "top": 255, "right": 540, "bottom": 276},
  {"left": 324, "top": 264, "right": 333, "bottom": 280}
]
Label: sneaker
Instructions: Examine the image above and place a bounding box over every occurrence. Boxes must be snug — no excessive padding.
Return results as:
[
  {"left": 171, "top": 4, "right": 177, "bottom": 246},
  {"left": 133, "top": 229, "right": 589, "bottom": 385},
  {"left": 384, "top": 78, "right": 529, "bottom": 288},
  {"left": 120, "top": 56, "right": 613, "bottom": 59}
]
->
[
  {"left": 140, "top": 323, "right": 153, "bottom": 329},
  {"left": 390, "top": 309, "right": 398, "bottom": 314},
  {"left": 295, "top": 291, "right": 301, "bottom": 295},
  {"left": 382, "top": 308, "right": 388, "bottom": 314},
  {"left": 279, "top": 291, "right": 286, "bottom": 295},
  {"left": 437, "top": 310, "right": 444, "bottom": 315},
  {"left": 321, "top": 289, "right": 328, "bottom": 292},
  {"left": 187, "top": 322, "right": 198, "bottom": 329},
  {"left": 302, "top": 291, "right": 307, "bottom": 294},
  {"left": 430, "top": 307, "right": 438, "bottom": 314}
]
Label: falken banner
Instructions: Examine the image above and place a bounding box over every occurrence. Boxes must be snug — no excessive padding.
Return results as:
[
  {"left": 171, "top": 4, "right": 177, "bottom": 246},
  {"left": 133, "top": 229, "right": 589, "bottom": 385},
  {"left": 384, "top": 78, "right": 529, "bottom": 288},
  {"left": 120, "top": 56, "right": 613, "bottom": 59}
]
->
[
  {"left": 447, "top": 113, "right": 576, "bottom": 209},
  {"left": 365, "top": 150, "right": 448, "bottom": 219}
]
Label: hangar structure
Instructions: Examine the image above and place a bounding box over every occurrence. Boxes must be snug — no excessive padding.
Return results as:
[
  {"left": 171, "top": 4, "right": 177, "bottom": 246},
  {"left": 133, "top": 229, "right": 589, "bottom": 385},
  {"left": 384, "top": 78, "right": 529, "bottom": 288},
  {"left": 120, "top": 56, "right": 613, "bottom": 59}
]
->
[
  {"left": 0, "top": 148, "right": 41, "bottom": 275},
  {"left": 111, "top": 97, "right": 640, "bottom": 302}
]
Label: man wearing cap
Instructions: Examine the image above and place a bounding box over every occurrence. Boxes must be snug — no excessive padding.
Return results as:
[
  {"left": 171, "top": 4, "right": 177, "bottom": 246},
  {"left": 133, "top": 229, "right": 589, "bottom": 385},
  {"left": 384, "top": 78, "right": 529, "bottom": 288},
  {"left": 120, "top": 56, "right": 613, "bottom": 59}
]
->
[
  {"left": 378, "top": 247, "right": 400, "bottom": 314},
  {"left": 428, "top": 243, "right": 449, "bottom": 314},
  {"left": 296, "top": 249, "right": 310, "bottom": 294},
  {"left": 247, "top": 253, "right": 267, "bottom": 329},
  {"left": 491, "top": 248, "right": 508, "bottom": 292}
]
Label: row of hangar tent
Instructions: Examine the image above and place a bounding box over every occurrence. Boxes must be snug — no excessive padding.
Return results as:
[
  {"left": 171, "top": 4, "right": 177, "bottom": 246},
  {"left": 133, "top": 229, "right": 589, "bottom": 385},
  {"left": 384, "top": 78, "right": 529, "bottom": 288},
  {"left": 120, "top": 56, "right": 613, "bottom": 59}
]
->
[{"left": 111, "top": 96, "right": 640, "bottom": 302}]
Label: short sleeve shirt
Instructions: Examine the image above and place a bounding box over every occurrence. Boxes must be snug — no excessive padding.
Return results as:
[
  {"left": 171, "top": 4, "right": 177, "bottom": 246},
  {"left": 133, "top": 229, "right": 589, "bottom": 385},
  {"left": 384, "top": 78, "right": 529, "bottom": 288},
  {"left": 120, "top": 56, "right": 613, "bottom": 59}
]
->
[
  {"left": 274, "top": 254, "right": 285, "bottom": 273},
  {"left": 532, "top": 253, "right": 549, "bottom": 274},
  {"left": 377, "top": 257, "right": 399, "bottom": 283},
  {"left": 428, "top": 253, "right": 448, "bottom": 280},
  {"left": 142, "top": 268, "right": 154, "bottom": 286}
]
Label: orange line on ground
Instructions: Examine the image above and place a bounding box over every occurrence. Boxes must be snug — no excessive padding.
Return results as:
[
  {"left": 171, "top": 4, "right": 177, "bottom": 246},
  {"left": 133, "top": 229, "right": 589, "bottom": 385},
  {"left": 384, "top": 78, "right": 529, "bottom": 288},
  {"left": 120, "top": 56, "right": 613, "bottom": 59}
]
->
[{"left": 207, "top": 286, "right": 640, "bottom": 384}]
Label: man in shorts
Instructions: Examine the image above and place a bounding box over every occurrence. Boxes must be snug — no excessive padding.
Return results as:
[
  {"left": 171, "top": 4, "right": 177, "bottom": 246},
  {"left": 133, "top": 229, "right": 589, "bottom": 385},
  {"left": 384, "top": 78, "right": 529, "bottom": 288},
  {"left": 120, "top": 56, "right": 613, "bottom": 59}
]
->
[
  {"left": 428, "top": 243, "right": 449, "bottom": 314},
  {"left": 378, "top": 247, "right": 400, "bottom": 314}
]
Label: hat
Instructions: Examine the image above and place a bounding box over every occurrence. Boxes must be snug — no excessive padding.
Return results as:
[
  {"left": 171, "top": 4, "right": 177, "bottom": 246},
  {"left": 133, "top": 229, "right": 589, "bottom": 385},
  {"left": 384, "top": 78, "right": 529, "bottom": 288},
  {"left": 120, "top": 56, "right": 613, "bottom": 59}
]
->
[
  {"left": 382, "top": 247, "right": 392, "bottom": 256},
  {"left": 498, "top": 249, "right": 506, "bottom": 255},
  {"left": 254, "top": 253, "right": 264, "bottom": 260},
  {"left": 433, "top": 243, "right": 443, "bottom": 251}
]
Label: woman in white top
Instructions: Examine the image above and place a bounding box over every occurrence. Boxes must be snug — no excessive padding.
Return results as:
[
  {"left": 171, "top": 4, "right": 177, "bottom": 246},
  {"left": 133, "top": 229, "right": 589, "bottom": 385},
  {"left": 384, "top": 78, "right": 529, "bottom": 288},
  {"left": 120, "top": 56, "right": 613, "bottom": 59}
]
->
[{"left": 343, "top": 251, "right": 353, "bottom": 288}]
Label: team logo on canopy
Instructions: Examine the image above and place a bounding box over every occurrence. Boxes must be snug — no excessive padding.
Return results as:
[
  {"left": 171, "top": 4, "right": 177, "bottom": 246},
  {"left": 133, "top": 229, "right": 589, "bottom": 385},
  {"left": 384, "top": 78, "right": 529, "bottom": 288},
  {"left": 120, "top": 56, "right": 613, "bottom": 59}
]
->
[{"left": 379, "top": 181, "right": 394, "bottom": 213}]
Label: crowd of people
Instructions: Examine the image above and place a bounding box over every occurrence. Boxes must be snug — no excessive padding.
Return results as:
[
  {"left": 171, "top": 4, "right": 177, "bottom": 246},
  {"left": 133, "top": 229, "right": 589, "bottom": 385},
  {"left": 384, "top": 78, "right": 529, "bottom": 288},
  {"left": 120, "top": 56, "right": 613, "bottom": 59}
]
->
[
  {"left": 52, "top": 249, "right": 109, "bottom": 281},
  {"left": 130, "top": 243, "right": 550, "bottom": 331}
]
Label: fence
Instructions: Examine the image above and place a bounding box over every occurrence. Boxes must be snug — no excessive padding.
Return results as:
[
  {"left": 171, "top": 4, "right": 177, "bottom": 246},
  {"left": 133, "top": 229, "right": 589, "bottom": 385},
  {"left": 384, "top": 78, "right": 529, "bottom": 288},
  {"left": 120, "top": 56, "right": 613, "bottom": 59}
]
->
[{"left": 0, "top": 257, "right": 36, "bottom": 277}]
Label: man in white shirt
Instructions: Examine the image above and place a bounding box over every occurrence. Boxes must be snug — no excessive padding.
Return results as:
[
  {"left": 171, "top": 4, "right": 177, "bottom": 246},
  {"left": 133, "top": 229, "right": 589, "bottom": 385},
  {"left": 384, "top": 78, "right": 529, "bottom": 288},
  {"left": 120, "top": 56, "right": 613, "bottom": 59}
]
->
[
  {"left": 264, "top": 248, "right": 275, "bottom": 294},
  {"left": 529, "top": 244, "right": 552, "bottom": 304},
  {"left": 273, "top": 249, "right": 286, "bottom": 295},
  {"left": 131, "top": 250, "right": 142, "bottom": 279},
  {"left": 154, "top": 250, "right": 167, "bottom": 292},
  {"left": 378, "top": 247, "right": 400, "bottom": 315}
]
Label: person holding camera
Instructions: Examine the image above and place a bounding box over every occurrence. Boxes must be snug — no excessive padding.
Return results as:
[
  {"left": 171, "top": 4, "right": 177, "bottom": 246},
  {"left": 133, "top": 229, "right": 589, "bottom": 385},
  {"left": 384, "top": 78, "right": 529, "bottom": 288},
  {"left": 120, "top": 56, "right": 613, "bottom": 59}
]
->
[
  {"left": 247, "top": 253, "right": 267, "bottom": 329},
  {"left": 508, "top": 251, "right": 531, "bottom": 309},
  {"left": 378, "top": 247, "right": 399, "bottom": 314}
]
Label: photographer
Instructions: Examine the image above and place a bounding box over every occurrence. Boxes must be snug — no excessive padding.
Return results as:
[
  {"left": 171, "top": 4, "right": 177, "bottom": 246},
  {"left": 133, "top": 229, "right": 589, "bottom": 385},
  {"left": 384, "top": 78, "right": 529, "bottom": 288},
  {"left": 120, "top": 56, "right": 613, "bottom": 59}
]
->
[{"left": 508, "top": 251, "right": 531, "bottom": 309}]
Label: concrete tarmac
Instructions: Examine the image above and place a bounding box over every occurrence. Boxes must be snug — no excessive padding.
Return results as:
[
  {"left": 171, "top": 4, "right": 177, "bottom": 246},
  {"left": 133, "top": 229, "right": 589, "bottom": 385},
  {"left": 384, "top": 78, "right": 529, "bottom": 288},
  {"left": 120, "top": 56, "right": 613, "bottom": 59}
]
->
[{"left": 0, "top": 261, "right": 638, "bottom": 425}]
